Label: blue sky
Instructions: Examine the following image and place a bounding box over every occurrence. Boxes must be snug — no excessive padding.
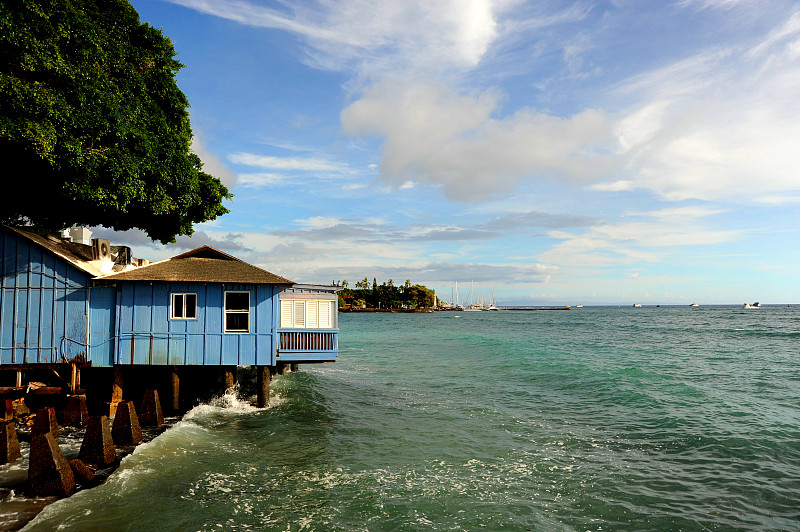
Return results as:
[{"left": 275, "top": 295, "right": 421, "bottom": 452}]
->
[{"left": 105, "top": 0, "right": 799, "bottom": 305}]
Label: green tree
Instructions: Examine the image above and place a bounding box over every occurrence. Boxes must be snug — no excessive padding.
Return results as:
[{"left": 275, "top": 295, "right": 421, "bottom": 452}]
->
[{"left": 0, "top": 0, "right": 231, "bottom": 243}]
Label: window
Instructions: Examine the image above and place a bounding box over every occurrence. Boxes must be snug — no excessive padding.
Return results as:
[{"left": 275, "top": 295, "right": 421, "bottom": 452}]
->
[
  {"left": 280, "top": 300, "right": 334, "bottom": 328},
  {"left": 224, "top": 291, "right": 250, "bottom": 333},
  {"left": 171, "top": 293, "right": 197, "bottom": 319}
]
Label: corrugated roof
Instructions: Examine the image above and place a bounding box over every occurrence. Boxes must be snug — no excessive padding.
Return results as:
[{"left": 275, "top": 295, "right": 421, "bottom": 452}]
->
[{"left": 97, "top": 249, "right": 294, "bottom": 285}]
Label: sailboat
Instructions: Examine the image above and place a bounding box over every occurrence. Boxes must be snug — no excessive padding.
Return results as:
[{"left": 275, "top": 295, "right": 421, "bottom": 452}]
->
[
  {"left": 487, "top": 285, "right": 499, "bottom": 310},
  {"left": 464, "top": 281, "right": 484, "bottom": 311}
]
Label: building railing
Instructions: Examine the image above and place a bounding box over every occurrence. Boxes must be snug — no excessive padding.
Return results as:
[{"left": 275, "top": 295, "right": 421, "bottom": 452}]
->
[{"left": 278, "top": 329, "right": 338, "bottom": 352}]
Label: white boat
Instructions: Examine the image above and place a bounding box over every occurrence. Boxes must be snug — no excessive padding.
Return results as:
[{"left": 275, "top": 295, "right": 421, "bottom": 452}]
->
[
  {"left": 487, "top": 286, "right": 499, "bottom": 310},
  {"left": 689, "top": 303, "right": 699, "bottom": 307},
  {"left": 743, "top": 302, "right": 761, "bottom": 309},
  {"left": 575, "top": 304, "right": 583, "bottom": 308},
  {"left": 633, "top": 303, "right": 642, "bottom": 308},
  {"left": 463, "top": 281, "right": 484, "bottom": 311}
]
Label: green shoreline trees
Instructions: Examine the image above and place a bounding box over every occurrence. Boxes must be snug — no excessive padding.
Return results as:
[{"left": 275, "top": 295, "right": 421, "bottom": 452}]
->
[
  {"left": 1, "top": 0, "right": 231, "bottom": 243},
  {"left": 336, "top": 278, "right": 435, "bottom": 310}
]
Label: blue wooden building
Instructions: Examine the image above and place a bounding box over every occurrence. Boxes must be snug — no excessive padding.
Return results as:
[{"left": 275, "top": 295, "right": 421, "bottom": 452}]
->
[{"left": 0, "top": 225, "right": 338, "bottom": 406}]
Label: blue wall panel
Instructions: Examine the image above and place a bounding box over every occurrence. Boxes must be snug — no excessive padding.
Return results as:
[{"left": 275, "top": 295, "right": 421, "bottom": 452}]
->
[
  {"left": 89, "top": 287, "right": 116, "bottom": 367},
  {"left": 239, "top": 334, "right": 256, "bottom": 365},
  {"left": 0, "top": 229, "right": 91, "bottom": 365},
  {"left": 222, "top": 334, "right": 239, "bottom": 365},
  {"left": 187, "top": 334, "right": 204, "bottom": 365},
  {"left": 205, "top": 335, "right": 222, "bottom": 365},
  {"left": 0, "top": 290, "right": 12, "bottom": 365}
]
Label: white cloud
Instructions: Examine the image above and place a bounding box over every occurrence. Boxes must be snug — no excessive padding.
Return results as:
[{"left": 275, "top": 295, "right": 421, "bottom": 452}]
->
[
  {"left": 168, "top": 0, "right": 509, "bottom": 73},
  {"left": 590, "top": 180, "right": 635, "bottom": 192},
  {"left": 236, "top": 172, "right": 289, "bottom": 188},
  {"left": 190, "top": 135, "right": 237, "bottom": 187},
  {"left": 611, "top": 12, "right": 800, "bottom": 203},
  {"left": 341, "top": 81, "right": 615, "bottom": 201},
  {"left": 539, "top": 208, "right": 740, "bottom": 267},
  {"left": 228, "top": 152, "right": 346, "bottom": 172}
]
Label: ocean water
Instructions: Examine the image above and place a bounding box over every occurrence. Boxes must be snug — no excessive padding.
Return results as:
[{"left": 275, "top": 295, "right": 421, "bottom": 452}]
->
[{"left": 14, "top": 306, "right": 800, "bottom": 531}]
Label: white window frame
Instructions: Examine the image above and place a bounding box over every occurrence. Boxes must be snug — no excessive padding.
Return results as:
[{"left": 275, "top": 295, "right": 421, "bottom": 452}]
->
[
  {"left": 171, "top": 293, "right": 197, "bottom": 319},
  {"left": 224, "top": 291, "right": 250, "bottom": 333}
]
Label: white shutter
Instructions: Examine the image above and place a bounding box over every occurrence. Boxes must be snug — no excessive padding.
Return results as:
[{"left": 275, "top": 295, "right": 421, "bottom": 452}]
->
[
  {"left": 280, "top": 300, "right": 293, "bottom": 328},
  {"left": 318, "top": 301, "right": 332, "bottom": 328},
  {"left": 293, "top": 301, "right": 305, "bottom": 328},
  {"left": 306, "top": 300, "right": 318, "bottom": 328}
]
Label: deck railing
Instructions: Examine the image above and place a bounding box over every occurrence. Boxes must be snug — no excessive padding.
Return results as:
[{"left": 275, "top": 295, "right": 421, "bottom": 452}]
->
[{"left": 278, "top": 329, "right": 338, "bottom": 352}]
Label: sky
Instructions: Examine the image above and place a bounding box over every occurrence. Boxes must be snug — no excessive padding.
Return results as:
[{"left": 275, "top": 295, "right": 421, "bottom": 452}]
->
[{"left": 100, "top": 0, "right": 800, "bottom": 306}]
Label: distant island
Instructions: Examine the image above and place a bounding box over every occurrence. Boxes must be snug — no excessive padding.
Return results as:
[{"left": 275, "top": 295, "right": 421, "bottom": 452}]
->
[{"left": 334, "top": 278, "right": 435, "bottom": 311}]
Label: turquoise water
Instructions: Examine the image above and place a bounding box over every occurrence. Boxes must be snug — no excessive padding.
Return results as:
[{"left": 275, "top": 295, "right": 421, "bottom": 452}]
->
[{"left": 20, "top": 306, "right": 800, "bottom": 530}]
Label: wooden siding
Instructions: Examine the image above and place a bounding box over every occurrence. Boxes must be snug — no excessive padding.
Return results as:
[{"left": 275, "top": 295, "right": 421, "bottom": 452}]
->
[
  {"left": 116, "top": 281, "right": 278, "bottom": 366},
  {"left": 0, "top": 230, "right": 97, "bottom": 365}
]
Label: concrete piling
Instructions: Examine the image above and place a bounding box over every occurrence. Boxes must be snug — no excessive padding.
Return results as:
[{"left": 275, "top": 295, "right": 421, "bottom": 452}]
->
[
  {"left": 69, "top": 459, "right": 95, "bottom": 485},
  {"left": 257, "top": 366, "right": 270, "bottom": 408},
  {"left": 28, "top": 433, "right": 76, "bottom": 497},
  {"left": 0, "top": 399, "right": 13, "bottom": 422},
  {"left": 140, "top": 390, "right": 164, "bottom": 428},
  {"left": 63, "top": 395, "right": 89, "bottom": 427},
  {"left": 111, "top": 401, "right": 142, "bottom": 446},
  {"left": 78, "top": 416, "right": 117, "bottom": 467},
  {"left": 32, "top": 407, "right": 59, "bottom": 439},
  {"left": 0, "top": 420, "right": 21, "bottom": 464}
]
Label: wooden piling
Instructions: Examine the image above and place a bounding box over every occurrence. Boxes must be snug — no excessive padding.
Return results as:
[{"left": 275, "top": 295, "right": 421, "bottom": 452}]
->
[
  {"left": 109, "top": 366, "right": 124, "bottom": 418},
  {"left": 168, "top": 367, "right": 180, "bottom": 414},
  {"left": 223, "top": 367, "right": 235, "bottom": 393},
  {"left": 290, "top": 363, "right": 299, "bottom": 372},
  {"left": 257, "top": 366, "right": 270, "bottom": 408}
]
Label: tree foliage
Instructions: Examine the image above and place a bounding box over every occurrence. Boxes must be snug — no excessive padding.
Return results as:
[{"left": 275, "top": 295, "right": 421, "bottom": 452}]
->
[
  {"left": 0, "top": 0, "right": 231, "bottom": 243},
  {"left": 337, "top": 278, "right": 436, "bottom": 309}
]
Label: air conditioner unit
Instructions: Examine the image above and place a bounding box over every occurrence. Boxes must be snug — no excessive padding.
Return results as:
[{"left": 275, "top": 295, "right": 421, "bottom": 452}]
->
[
  {"left": 114, "top": 246, "right": 132, "bottom": 265},
  {"left": 91, "top": 238, "right": 111, "bottom": 261}
]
